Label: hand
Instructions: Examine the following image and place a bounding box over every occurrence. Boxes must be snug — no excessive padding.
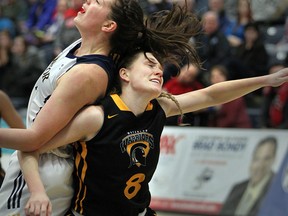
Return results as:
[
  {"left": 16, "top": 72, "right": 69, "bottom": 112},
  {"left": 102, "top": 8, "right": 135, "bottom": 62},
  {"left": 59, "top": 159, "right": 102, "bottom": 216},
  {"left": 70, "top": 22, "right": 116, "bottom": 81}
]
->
[
  {"left": 269, "top": 67, "right": 288, "bottom": 87},
  {"left": 25, "top": 192, "right": 52, "bottom": 216}
]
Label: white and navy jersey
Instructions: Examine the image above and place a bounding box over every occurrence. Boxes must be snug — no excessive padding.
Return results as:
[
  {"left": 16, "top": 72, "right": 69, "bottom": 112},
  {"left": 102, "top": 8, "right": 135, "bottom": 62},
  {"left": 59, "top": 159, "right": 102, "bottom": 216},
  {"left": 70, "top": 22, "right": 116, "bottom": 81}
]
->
[
  {"left": 0, "top": 39, "right": 115, "bottom": 216},
  {"left": 26, "top": 38, "right": 115, "bottom": 128},
  {"left": 71, "top": 94, "right": 166, "bottom": 216}
]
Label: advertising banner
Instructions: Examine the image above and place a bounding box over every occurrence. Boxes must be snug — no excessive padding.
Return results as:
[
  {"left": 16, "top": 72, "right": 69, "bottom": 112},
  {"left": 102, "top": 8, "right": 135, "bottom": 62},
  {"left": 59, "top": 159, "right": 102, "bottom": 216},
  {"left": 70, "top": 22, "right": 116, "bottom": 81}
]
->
[{"left": 149, "top": 127, "right": 288, "bottom": 215}]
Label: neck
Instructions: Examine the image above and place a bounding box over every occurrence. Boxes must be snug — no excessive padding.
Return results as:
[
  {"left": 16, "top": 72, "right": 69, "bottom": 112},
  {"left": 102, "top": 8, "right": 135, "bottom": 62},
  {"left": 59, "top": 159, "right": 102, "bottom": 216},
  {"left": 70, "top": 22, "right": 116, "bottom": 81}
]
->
[
  {"left": 120, "top": 90, "right": 153, "bottom": 116},
  {"left": 77, "top": 35, "right": 110, "bottom": 56}
]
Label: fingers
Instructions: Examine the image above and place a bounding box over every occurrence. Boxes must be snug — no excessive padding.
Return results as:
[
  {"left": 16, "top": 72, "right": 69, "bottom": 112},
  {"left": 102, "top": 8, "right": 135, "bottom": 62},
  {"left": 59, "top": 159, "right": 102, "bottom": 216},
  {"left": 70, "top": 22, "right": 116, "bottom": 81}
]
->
[{"left": 25, "top": 201, "right": 52, "bottom": 216}]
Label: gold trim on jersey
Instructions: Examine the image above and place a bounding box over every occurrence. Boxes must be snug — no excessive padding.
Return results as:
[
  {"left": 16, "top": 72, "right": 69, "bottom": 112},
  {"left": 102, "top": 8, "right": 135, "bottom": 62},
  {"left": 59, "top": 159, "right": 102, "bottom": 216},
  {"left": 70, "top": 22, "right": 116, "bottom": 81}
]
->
[
  {"left": 74, "top": 141, "right": 88, "bottom": 215},
  {"left": 111, "top": 94, "right": 153, "bottom": 111}
]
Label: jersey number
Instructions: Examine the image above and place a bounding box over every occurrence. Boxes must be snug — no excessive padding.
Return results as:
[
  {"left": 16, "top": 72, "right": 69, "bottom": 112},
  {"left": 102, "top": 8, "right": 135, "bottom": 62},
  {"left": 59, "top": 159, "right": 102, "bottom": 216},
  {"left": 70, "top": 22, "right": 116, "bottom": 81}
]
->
[{"left": 124, "top": 173, "right": 145, "bottom": 199}]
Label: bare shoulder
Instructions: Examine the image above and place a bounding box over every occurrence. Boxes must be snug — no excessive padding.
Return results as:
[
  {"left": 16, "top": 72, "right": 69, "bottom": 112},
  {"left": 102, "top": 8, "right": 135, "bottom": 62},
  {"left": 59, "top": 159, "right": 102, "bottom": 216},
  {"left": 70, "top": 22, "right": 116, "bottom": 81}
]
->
[
  {"left": 55, "top": 63, "right": 110, "bottom": 103},
  {"left": 78, "top": 105, "right": 104, "bottom": 130},
  {"left": 60, "top": 63, "right": 109, "bottom": 83}
]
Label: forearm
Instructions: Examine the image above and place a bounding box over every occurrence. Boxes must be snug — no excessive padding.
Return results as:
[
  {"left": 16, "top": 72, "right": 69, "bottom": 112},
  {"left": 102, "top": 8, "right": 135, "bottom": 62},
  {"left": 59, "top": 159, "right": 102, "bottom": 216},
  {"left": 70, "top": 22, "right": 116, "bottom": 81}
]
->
[
  {"left": 0, "top": 128, "right": 40, "bottom": 151},
  {"left": 17, "top": 151, "right": 46, "bottom": 195},
  {"left": 206, "top": 75, "right": 267, "bottom": 105}
]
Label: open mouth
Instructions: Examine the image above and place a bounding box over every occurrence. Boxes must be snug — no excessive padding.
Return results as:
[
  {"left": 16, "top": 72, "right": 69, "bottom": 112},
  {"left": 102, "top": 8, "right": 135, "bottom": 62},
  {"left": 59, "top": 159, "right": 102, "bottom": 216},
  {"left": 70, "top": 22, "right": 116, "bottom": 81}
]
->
[{"left": 79, "top": 6, "right": 85, "bottom": 14}]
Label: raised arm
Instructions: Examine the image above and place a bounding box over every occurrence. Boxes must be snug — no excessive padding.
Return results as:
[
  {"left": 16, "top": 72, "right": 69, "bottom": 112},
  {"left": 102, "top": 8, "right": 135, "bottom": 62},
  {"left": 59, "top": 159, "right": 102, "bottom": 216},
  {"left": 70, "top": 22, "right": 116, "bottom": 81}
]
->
[
  {"left": 18, "top": 105, "right": 104, "bottom": 216},
  {"left": 160, "top": 67, "right": 288, "bottom": 117},
  {"left": 0, "top": 65, "right": 108, "bottom": 151}
]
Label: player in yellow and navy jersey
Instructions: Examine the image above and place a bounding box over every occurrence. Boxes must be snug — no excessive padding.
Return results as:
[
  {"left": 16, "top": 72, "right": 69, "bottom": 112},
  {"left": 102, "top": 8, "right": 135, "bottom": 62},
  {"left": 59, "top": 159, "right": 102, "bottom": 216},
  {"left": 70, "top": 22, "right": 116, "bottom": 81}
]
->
[{"left": 20, "top": 49, "right": 288, "bottom": 215}]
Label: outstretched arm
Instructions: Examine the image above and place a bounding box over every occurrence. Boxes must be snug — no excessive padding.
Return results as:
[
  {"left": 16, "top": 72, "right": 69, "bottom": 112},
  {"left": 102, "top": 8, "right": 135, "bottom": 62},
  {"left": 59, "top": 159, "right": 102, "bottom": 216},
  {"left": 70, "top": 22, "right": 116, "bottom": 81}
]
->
[
  {"left": 18, "top": 105, "right": 104, "bottom": 216},
  {"left": 160, "top": 67, "right": 288, "bottom": 117}
]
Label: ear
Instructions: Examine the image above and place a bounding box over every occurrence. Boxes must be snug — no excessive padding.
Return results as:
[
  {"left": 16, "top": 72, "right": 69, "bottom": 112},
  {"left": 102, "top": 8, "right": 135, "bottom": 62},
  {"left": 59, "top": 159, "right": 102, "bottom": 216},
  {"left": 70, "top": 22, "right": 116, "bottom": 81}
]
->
[
  {"left": 119, "top": 68, "right": 129, "bottom": 82},
  {"left": 102, "top": 20, "right": 117, "bottom": 32}
]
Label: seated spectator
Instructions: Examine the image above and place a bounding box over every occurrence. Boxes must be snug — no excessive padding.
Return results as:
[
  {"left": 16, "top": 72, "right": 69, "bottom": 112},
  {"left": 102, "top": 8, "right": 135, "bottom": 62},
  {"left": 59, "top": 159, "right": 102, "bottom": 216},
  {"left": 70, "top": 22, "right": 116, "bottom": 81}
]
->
[
  {"left": 2, "top": 35, "right": 45, "bottom": 108},
  {"left": 0, "top": 0, "right": 29, "bottom": 36},
  {"left": 52, "top": 0, "right": 81, "bottom": 58},
  {"left": 0, "top": 8, "right": 16, "bottom": 37},
  {"left": 260, "top": 62, "right": 288, "bottom": 129},
  {"left": 250, "top": 0, "right": 288, "bottom": 25},
  {"left": 197, "top": 0, "right": 232, "bottom": 33},
  {"left": 24, "top": 0, "right": 58, "bottom": 46},
  {"left": 224, "top": 0, "right": 253, "bottom": 49},
  {"left": 163, "top": 63, "right": 209, "bottom": 126},
  {"left": 195, "top": 10, "right": 231, "bottom": 85},
  {"left": 228, "top": 22, "right": 269, "bottom": 107},
  {"left": 208, "top": 65, "right": 252, "bottom": 128},
  {"left": 38, "top": 0, "right": 70, "bottom": 64},
  {"left": 232, "top": 22, "right": 269, "bottom": 78}
]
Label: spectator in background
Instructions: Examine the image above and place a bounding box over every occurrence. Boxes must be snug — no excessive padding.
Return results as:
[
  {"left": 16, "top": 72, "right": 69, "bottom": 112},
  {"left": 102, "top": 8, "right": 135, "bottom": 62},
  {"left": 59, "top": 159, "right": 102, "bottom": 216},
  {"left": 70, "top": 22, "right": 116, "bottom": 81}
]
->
[
  {"left": 24, "top": 0, "right": 57, "bottom": 46},
  {"left": 195, "top": 0, "right": 237, "bottom": 22},
  {"left": 224, "top": 0, "right": 253, "bottom": 49},
  {"left": 207, "top": 0, "right": 232, "bottom": 33},
  {"left": 0, "top": 30, "right": 13, "bottom": 89},
  {"left": 0, "top": 0, "right": 29, "bottom": 36},
  {"left": 260, "top": 62, "right": 288, "bottom": 129},
  {"left": 146, "top": 0, "right": 172, "bottom": 15},
  {"left": 2, "top": 35, "right": 45, "bottom": 108},
  {"left": 228, "top": 22, "right": 269, "bottom": 107},
  {"left": 208, "top": 65, "right": 252, "bottom": 128},
  {"left": 163, "top": 63, "right": 208, "bottom": 126},
  {"left": 195, "top": 10, "right": 231, "bottom": 85},
  {"left": 38, "top": 0, "right": 70, "bottom": 63},
  {"left": 52, "top": 0, "right": 82, "bottom": 58},
  {"left": 0, "top": 7, "right": 16, "bottom": 37},
  {"left": 250, "top": 0, "right": 288, "bottom": 25},
  {"left": 0, "top": 90, "right": 25, "bottom": 187},
  {"left": 233, "top": 23, "right": 269, "bottom": 79},
  {"left": 221, "top": 136, "right": 278, "bottom": 216}
]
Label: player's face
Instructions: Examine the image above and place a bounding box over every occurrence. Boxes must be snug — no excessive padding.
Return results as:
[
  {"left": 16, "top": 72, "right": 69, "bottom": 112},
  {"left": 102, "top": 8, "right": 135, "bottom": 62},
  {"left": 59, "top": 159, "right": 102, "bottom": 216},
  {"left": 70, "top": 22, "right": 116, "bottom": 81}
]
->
[
  {"left": 126, "top": 53, "right": 164, "bottom": 97},
  {"left": 74, "top": 0, "right": 114, "bottom": 33}
]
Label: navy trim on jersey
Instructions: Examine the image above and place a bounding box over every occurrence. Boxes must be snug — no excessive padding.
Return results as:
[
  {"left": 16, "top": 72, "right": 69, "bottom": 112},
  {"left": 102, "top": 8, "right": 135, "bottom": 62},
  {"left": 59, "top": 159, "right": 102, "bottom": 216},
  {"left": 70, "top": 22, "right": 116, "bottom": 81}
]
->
[
  {"left": 66, "top": 42, "right": 116, "bottom": 95},
  {"left": 7, "top": 171, "right": 26, "bottom": 209}
]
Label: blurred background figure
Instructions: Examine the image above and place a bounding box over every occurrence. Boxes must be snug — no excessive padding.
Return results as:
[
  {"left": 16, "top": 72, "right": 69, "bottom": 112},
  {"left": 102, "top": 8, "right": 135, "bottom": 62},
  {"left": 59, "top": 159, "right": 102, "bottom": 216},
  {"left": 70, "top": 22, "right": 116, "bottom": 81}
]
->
[
  {"left": 52, "top": 0, "right": 81, "bottom": 59},
  {"left": 250, "top": 0, "right": 288, "bottom": 26},
  {"left": 224, "top": 0, "right": 253, "bottom": 49},
  {"left": 146, "top": 0, "right": 172, "bottom": 15},
  {"left": 163, "top": 63, "right": 209, "bottom": 126},
  {"left": 260, "top": 62, "right": 288, "bottom": 129},
  {"left": 2, "top": 35, "right": 45, "bottom": 109},
  {"left": 0, "top": 0, "right": 29, "bottom": 37},
  {"left": 0, "top": 90, "right": 25, "bottom": 187},
  {"left": 208, "top": 65, "right": 252, "bottom": 128},
  {"left": 195, "top": 10, "right": 231, "bottom": 85},
  {"left": 0, "top": 30, "right": 13, "bottom": 89},
  {"left": 23, "top": 0, "right": 57, "bottom": 46},
  {"left": 232, "top": 22, "right": 269, "bottom": 78},
  {"left": 228, "top": 22, "right": 269, "bottom": 109}
]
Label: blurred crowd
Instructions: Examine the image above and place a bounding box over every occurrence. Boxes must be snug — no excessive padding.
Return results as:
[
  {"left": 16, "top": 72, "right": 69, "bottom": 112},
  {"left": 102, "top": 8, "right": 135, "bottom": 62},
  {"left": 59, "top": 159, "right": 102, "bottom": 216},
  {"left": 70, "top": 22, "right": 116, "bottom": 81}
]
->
[{"left": 0, "top": 0, "right": 288, "bottom": 129}]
